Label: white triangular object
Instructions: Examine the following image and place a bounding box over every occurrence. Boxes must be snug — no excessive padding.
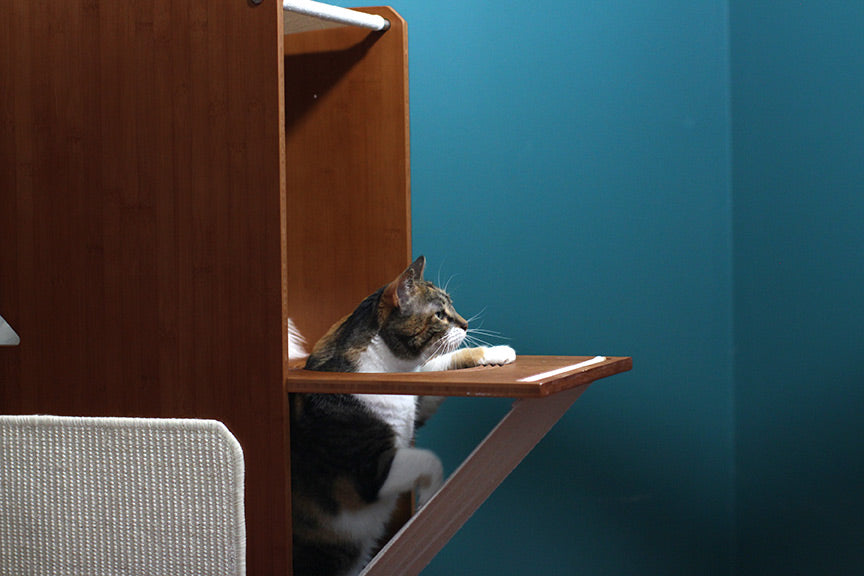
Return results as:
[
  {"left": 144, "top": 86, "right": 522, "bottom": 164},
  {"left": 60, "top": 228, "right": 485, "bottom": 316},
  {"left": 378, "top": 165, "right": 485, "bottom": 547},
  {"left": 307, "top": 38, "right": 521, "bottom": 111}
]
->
[{"left": 0, "top": 314, "right": 20, "bottom": 346}]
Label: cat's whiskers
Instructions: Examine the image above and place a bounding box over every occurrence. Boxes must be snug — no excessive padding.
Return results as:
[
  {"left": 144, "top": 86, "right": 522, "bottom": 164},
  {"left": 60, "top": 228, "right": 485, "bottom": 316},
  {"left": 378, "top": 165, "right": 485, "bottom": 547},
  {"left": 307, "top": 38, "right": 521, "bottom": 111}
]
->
[
  {"left": 462, "top": 334, "right": 492, "bottom": 348},
  {"left": 460, "top": 326, "right": 510, "bottom": 350},
  {"left": 468, "top": 328, "right": 509, "bottom": 339},
  {"left": 425, "top": 328, "right": 464, "bottom": 361},
  {"left": 446, "top": 329, "right": 466, "bottom": 352},
  {"left": 464, "top": 308, "right": 487, "bottom": 326},
  {"left": 426, "top": 339, "right": 449, "bottom": 360},
  {"left": 442, "top": 273, "right": 461, "bottom": 294}
]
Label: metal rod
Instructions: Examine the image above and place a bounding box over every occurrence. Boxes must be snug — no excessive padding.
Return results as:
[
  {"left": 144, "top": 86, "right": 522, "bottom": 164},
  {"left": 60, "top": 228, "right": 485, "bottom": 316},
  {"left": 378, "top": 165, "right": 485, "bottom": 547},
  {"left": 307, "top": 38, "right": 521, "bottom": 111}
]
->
[{"left": 282, "top": 0, "right": 390, "bottom": 31}]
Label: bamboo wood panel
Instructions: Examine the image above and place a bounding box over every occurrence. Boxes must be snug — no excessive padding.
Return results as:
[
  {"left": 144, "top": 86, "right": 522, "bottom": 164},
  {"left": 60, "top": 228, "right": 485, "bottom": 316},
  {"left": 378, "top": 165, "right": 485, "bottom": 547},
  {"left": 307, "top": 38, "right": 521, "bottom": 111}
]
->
[
  {"left": 0, "top": 1, "right": 289, "bottom": 573},
  {"left": 283, "top": 7, "right": 412, "bottom": 348}
]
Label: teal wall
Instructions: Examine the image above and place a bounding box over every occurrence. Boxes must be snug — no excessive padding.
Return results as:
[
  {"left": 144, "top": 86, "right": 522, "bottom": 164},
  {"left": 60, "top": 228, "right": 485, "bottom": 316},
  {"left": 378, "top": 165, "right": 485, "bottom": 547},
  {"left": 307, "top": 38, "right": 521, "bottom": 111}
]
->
[
  {"left": 406, "top": 1, "right": 734, "bottom": 575},
  {"left": 324, "top": 1, "right": 862, "bottom": 573},
  {"left": 731, "top": 2, "right": 864, "bottom": 574}
]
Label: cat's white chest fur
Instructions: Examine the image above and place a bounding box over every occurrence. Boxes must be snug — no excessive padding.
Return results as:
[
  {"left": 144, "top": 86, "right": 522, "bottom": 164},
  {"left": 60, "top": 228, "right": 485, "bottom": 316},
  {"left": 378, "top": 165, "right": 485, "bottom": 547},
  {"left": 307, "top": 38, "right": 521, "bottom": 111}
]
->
[
  {"left": 354, "top": 336, "right": 421, "bottom": 446},
  {"left": 354, "top": 394, "right": 416, "bottom": 447}
]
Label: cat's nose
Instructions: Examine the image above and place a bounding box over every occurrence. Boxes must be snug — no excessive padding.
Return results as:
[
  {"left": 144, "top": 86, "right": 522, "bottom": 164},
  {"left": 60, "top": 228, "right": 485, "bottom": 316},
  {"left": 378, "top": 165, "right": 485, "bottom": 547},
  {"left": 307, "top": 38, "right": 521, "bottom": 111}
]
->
[{"left": 455, "top": 314, "right": 468, "bottom": 330}]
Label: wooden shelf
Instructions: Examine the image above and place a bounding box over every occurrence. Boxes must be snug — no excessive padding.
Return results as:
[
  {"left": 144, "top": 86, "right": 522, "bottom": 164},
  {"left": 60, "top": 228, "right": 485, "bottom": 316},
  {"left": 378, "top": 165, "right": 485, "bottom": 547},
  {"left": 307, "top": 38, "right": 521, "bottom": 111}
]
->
[{"left": 285, "top": 355, "right": 632, "bottom": 397}]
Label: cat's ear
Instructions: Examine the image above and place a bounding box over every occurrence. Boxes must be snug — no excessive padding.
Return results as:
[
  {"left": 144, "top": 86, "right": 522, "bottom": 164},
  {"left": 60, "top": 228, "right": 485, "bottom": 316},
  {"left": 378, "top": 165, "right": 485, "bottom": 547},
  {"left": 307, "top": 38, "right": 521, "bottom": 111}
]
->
[
  {"left": 408, "top": 255, "right": 426, "bottom": 281},
  {"left": 383, "top": 256, "right": 425, "bottom": 309}
]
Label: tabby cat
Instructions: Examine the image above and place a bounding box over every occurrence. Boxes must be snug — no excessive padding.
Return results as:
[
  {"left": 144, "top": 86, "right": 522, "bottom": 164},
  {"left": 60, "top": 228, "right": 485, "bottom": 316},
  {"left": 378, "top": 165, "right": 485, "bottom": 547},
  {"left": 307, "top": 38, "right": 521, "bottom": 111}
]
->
[{"left": 289, "top": 256, "right": 515, "bottom": 576}]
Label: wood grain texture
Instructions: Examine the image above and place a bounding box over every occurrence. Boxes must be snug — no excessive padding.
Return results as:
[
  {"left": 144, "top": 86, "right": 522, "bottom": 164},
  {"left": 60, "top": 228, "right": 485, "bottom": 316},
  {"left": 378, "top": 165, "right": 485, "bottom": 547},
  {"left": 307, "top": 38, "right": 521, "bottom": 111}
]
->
[
  {"left": 0, "top": 1, "right": 289, "bottom": 573},
  {"left": 283, "top": 7, "right": 412, "bottom": 348},
  {"left": 285, "top": 356, "right": 633, "bottom": 398}
]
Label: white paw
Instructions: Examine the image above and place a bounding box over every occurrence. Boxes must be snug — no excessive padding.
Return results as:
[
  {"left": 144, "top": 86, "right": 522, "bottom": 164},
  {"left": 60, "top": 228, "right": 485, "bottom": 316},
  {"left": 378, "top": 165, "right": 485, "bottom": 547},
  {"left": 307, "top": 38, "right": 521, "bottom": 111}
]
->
[
  {"left": 415, "top": 457, "right": 444, "bottom": 508},
  {"left": 480, "top": 345, "right": 516, "bottom": 366}
]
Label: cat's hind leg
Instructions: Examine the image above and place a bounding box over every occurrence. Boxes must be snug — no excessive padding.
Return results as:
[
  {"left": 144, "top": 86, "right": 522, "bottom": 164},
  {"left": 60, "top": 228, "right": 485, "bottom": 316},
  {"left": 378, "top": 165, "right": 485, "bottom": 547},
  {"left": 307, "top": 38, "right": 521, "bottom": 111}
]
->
[
  {"left": 378, "top": 447, "right": 444, "bottom": 507},
  {"left": 415, "top": 395, "right": 446, "bottom": 428}
]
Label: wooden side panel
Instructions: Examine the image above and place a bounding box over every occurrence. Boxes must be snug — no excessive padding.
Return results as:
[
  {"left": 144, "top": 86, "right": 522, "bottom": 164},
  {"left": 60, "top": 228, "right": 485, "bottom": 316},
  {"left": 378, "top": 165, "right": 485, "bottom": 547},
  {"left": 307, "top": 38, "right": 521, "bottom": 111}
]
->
[
  {"left": 284, "top": 7, "right": 412, "bottom": 346},
  {"left": 0, "top": 1, "right": 289, "bottom": 573}
]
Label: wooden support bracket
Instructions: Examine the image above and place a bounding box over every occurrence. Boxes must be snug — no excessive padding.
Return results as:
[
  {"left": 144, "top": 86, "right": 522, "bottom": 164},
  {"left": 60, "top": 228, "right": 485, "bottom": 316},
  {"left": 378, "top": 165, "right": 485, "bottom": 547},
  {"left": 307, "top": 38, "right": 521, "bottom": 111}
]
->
[{"left": 360, "top": 384, "right": 590, "bottom": 575}]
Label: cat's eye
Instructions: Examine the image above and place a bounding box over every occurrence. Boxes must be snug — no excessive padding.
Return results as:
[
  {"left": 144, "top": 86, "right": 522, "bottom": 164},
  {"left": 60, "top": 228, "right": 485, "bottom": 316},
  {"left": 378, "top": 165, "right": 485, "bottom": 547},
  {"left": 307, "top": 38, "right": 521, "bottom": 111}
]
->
[{"left": 435, "top": 310, "right": 447, "bottom": 321}]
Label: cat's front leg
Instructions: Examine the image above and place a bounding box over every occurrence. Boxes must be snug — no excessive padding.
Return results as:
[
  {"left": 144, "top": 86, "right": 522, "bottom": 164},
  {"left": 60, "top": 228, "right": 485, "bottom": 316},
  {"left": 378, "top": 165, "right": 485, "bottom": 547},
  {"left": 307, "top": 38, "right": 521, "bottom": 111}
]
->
[
  {"left": 378, "top": 447, "right": 444, "bottom": 507},
  {"left": 422, "top": 345, "right": 516, "bottom": 371}
]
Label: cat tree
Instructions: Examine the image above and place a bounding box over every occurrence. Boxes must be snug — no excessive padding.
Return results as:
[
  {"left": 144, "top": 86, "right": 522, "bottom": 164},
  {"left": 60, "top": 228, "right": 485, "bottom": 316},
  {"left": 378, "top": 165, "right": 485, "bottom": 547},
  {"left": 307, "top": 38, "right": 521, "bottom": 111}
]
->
[{"left": 0, "top": 3, "right": 630, "bottom": 574}]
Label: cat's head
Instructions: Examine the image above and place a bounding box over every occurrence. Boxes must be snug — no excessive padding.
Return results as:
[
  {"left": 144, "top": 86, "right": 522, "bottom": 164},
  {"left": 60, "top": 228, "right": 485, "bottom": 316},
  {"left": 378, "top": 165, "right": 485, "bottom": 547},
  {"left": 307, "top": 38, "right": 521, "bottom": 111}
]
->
[{"left": 378, "top": 256, "right": 468, "bottom": 363}]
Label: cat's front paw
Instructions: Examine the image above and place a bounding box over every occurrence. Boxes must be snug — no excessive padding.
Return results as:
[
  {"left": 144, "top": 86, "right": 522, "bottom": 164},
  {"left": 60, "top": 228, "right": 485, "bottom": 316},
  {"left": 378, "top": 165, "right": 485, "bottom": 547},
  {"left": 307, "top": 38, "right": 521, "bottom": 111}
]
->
[{"left": 479, "top": 345, "right": 516, "bottom": 366}]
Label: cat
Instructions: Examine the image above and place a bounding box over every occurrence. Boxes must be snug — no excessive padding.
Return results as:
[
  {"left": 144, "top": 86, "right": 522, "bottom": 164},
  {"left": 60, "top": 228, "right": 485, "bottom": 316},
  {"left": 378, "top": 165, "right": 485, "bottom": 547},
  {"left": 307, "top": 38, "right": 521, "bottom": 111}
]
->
[{"left": 289, "top": 255, "right": 515, "bottom": 576}]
